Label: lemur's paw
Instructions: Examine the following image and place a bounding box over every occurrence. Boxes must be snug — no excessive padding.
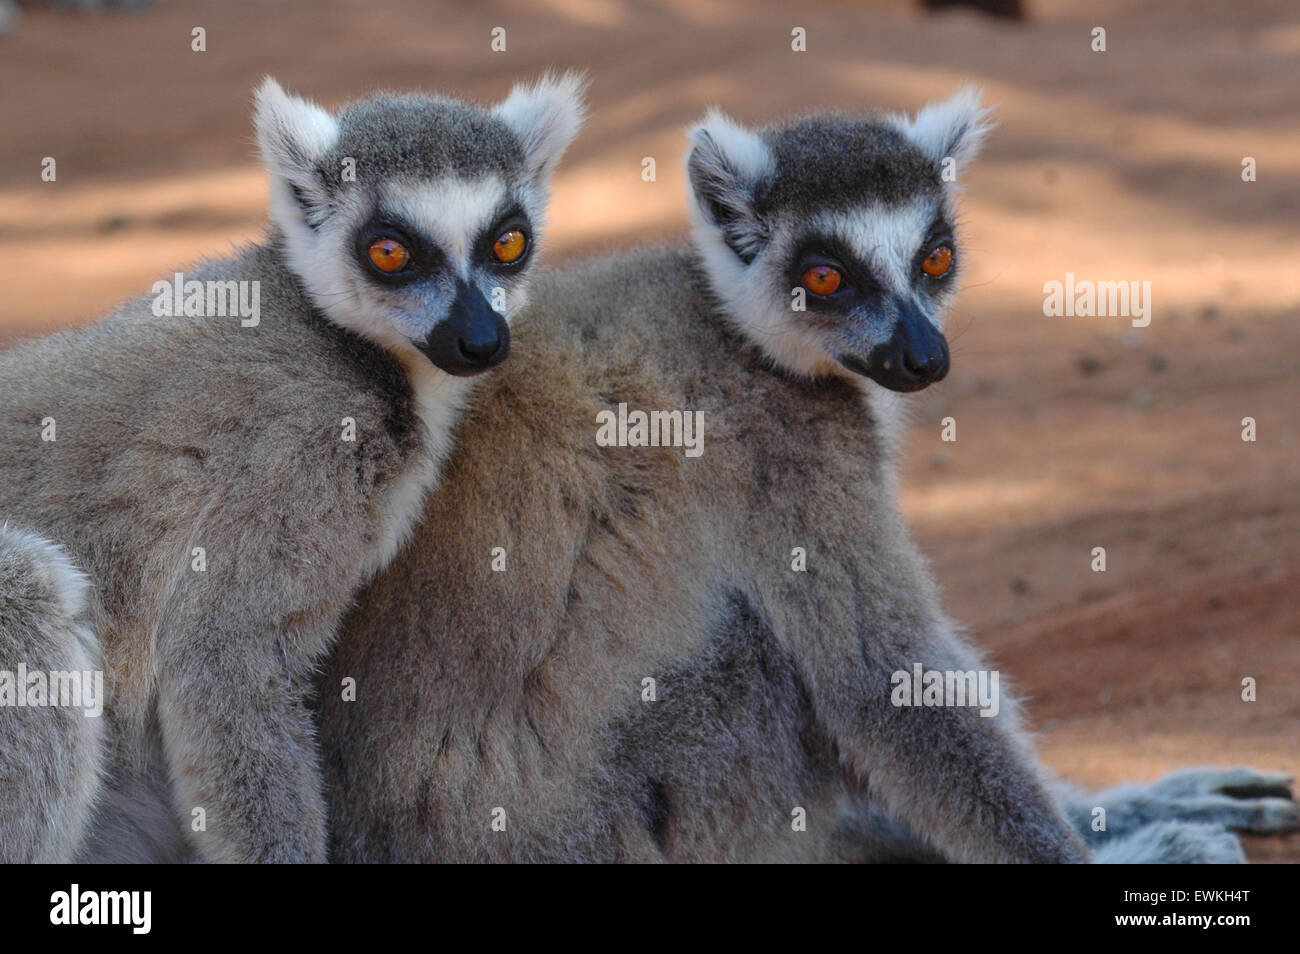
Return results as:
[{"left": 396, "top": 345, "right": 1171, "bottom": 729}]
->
[
  {"left": 1093, "top": 822, "right": 1247, "bottom": 865},
  {"left": 1147, "top": 766, "right": 1294, "bottom": 802},
  {"left": 1219, "top": 794, "right": 1298, "bottom": 834},
  {"left": 1075, "top": 765, "right": 1299, "bottom": 852},
  {"left": 1142, "top": 767, "right": 1299, "bottom": 834}
]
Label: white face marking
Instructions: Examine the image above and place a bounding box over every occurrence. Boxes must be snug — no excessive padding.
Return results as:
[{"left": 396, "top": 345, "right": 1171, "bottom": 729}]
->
[
  {"left": 276, "top": 174, "right": 527, "bottom": 363},
  {"left": 886, "top": 84, "right": 993, "bottom": 168},
  {"left": 690, "top": 195, "right": 953, "bottom": 381},
  {"left": 385, "top": 176, "right": 509, "bottom": 279},
  {"left": 811, "top": 199, "right": 940, "bottom": 298},
  {"left": 492, "top": 71, "right": 589, "bottom": 182},
  {"left": 359, "top": 354, "right": 470, "bottom": 580}
]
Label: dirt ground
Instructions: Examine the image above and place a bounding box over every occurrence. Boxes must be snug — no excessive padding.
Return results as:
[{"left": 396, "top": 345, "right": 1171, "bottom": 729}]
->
[{"left": 1, "top": 0, "right": 1296, "bottom": 861}]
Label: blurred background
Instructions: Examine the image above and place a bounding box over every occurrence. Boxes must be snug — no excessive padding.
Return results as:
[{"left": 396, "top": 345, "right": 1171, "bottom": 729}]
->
[{"left": 1, "top": 0, "right": 1296, "bottom": 859}]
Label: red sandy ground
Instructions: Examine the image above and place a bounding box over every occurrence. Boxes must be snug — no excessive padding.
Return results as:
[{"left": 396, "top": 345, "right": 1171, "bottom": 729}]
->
[{"left": 1, "top": 0, "right": 1296, "bottom": 861}]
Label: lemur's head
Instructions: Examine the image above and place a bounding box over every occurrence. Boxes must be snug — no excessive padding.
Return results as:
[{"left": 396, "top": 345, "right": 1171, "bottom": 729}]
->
[
  {"left": 254, "top": 73, "right": 586, "bottom": 376},
  {"left": 686, "top": 88, "right": 992, "bottom": 392}
]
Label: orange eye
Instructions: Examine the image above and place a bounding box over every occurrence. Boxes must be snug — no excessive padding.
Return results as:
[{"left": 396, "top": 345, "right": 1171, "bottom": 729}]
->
[
  {"left": 921, "top": 245, "right": 953, "bottom": 278},
  {"left": 802, "top": 264, "right": 842, "bottom": 296},
  {"left": 368, "top": 237, "right": 410, "bottom": 273},
  {"left": 493, "top": 228, "right": 528, "bottom": 264}
]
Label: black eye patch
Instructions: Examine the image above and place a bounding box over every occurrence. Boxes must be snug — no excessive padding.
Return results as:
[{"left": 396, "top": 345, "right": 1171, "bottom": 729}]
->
[
  {"left": 476, "top": 202, "right": 533, "bottom": 269},
  {"left": 918, "top": 216, "right": 956, "bottom": 253},
  {"left": 785, "top": 234, "right": 884, "bottom": 311},
  {"left": 913, "top": 217, "right": 959, "bottom": 289},
  {"left": 354, "top": 212, "right": 445, "bottom": 286}
]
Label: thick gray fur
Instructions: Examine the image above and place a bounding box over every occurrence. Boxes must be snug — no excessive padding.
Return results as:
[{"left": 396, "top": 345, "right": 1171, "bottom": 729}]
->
[{"left": 0, "top": 527, "right": 102, "bottom": 862}]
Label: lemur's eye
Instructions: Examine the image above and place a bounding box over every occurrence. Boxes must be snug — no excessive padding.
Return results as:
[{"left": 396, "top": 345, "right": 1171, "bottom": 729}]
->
[
  {"left": 802, "top": 264, "right": 843, "bottom": 296},
  {"left": 493, "top": 229, "right": 528, "bottom": 264},
  {"left": 921, "top": 245, "right": 953, "bottom": 278},
  {"left": 368, "top": 237, "right": 411, "bottom": 274}
]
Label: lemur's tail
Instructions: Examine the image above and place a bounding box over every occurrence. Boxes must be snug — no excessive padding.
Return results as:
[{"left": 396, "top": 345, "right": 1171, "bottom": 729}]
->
[
  {"left": 0, "top": 524, "right": 104, "bottom": 862},
  {"left": 1, "top": 525, "right": 92, "bottom": 623}
]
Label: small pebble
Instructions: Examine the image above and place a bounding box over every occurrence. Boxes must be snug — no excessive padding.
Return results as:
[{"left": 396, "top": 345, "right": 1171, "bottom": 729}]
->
[{"left": 1077, "top": 355, "right": 1103, "bottom": 376}]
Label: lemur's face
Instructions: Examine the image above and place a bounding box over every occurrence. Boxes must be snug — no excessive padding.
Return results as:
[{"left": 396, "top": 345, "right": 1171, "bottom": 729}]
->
[
  {"left": 329, "top": 174, "right": 532, "bottom": 376},
  {"left": 254, "top": 75, "right": 585, "bottom": 377},
  {"left": 686, "top": 89, "right": 992, "bottom": 391},
  {"left": 750, "top": 189, "right": 958, "bottom": 392}
]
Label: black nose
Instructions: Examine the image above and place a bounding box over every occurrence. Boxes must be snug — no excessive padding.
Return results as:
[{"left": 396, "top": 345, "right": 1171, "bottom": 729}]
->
[
  {"left": 899, "top": 336, "right": 949, "bottom": 384},
  {"left": 838, "top": 297, "right": 949, "bottom": 392},
  {"left": 455, "top": 323, "right": 503, "bottom": 364},
  {"left": 418, "top": 284, "right": 510, "bottom": 376}
]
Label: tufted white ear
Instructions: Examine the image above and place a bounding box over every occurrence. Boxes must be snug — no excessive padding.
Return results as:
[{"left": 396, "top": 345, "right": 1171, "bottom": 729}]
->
[
  {"left": 889, "top": 85, "right": 995, "bottom": 167},
  {"left": 684, "top": 109, "right": 775, "bottom": 264},
  {"left": 253, "top": 77, "right": 339, "bottom": 228},
  {"left": 493, "top": 71, "right": 588, "bottom": 182}
]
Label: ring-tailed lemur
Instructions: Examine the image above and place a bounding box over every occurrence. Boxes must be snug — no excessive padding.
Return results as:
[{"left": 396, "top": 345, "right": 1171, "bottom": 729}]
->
[
  {"left": 311, "top": 90, "right": 1295, "bottom": 863},
  {"left": 0, "top": 73, "right": 586, "bottom": 862}
]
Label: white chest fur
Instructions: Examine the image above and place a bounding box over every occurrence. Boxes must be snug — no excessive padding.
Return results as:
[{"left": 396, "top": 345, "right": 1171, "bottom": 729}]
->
[{"left": 358, "top": 356, "right": 471, "bottom": 581}]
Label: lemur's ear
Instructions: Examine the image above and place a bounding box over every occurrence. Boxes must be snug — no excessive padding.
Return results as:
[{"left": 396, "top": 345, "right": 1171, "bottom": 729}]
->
[
  {"left": 686, "top": 110, "right": 774, "bottom": 264},
  {"left": 890, "top": 85, "right": 995, "bottom": 168},
  {"left": 494, "top": 71, "right": 588, "bottom": 182},
  {"left": 254, "top": 77, "right": 339, "bottom": 228}
]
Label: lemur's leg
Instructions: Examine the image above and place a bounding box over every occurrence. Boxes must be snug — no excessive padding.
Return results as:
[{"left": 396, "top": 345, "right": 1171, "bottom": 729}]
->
[
  {"left": 785, "top": 609, "right": 1089, "bottom": 863},
  {"left": 79, "top": 771, "right": 198, "bottom": 863},
  {"left": 825, "top": 799, "right": 1248, "bottom": 864},
  {"left": 154, "top": 609, "right": 328, "bottom": 864},
  {"left": 0, "top": 526, "right": 103, "bottom": 862},
  {"left": 831, "top": 767, "right": 1295, "bottom": 863}
]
